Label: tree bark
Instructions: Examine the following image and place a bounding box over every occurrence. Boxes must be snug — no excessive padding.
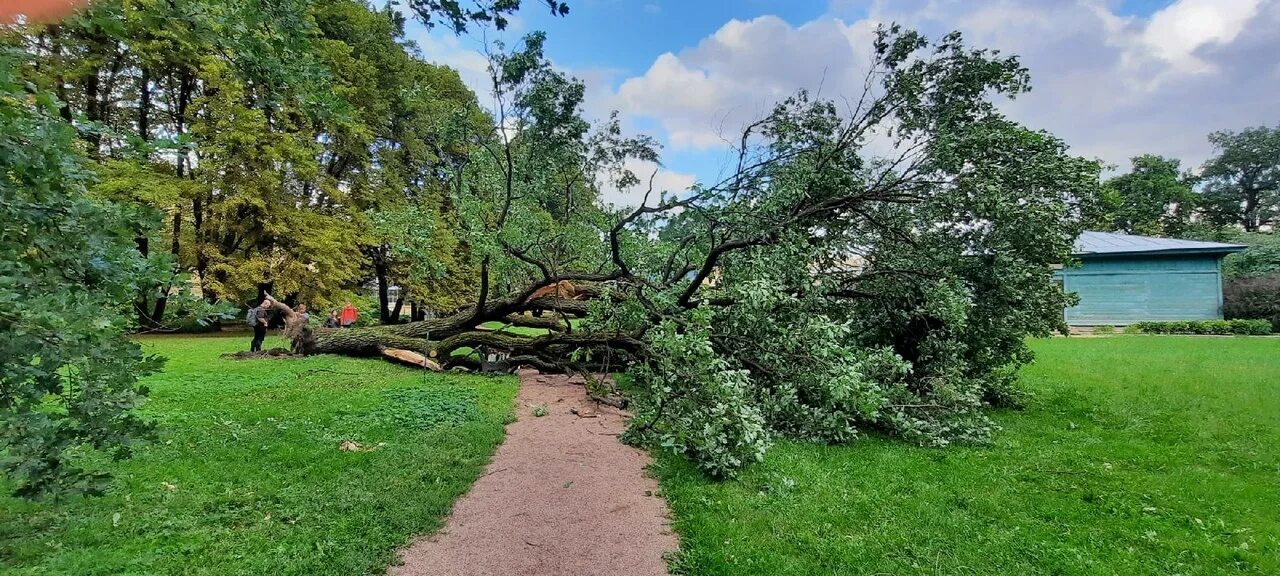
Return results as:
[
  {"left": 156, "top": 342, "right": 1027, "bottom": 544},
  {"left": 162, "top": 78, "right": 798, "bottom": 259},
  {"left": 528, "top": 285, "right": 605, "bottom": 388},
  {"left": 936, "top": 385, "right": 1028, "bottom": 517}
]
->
[
  {"left": 389, "top": 295, "right": 404, "bottom": 323},
  {"left": 133, "top": 235, "right": 152, "bottom": 327},
  {"left": 261, "top": 281, "right": 626, "bottom": 373},
  {"left": 374, "top": 245, "right": 392, "bottom": 324},
  {"left": 138, "top": 66, "right": 151, "bottom": 140}
]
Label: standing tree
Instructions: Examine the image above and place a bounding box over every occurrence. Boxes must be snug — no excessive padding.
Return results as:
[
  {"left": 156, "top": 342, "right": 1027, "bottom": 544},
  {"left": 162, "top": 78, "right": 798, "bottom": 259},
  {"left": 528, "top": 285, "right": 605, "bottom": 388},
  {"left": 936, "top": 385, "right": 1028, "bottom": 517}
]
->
[
  {"left": 6, "top": 0, "right": 561, "bottom": 323},
  {"left": 1091, "top": 155, "right": 1196, "bottom": 236},
  {"left": 1199, "top": 125, "right": 1280, "bottom": 232},
  {"left": 0, "top": 0, "right": 567, "bottom": 497},
  {"left": 274, "top": 27, "right": 1100, "bottom": 476}
]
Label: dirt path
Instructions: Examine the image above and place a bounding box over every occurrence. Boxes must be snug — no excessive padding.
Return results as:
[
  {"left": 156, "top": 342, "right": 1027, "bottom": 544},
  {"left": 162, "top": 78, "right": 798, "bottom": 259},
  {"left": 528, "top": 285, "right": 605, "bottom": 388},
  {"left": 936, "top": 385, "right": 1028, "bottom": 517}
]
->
[{"left": 389, "top": 370, "right": 677, "bottom": 576}]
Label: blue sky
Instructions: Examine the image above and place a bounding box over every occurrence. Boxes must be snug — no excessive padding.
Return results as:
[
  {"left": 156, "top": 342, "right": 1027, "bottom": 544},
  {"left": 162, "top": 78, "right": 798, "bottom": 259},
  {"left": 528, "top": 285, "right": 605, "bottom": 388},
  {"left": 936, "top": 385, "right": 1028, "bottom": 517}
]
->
[{"left": 406, "top": 0, "right": 1280, "bottom": 205}]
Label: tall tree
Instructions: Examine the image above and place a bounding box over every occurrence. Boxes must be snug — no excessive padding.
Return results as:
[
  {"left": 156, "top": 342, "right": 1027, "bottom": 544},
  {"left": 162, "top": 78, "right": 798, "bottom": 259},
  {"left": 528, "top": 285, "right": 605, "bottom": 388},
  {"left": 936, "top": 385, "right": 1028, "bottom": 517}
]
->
[
  {"left": 1199, "top": 125, "right": 1280, "bottom": 232},
  {"left": 1092, "top": 155, "right": 1197, "bottom": 236},
  {"left": 6, "top": 0, "right": 514, "bottom": 322},
  {"left": 0, "top": 0, "right": 565, "bottom": 497}
]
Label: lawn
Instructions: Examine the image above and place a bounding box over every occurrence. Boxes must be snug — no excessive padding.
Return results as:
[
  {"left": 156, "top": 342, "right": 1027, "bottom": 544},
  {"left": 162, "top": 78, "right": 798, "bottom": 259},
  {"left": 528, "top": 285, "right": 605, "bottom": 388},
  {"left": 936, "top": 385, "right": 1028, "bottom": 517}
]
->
[
  {"left": 0, "top": 334, "right": 518, "bottom": 576},
  {"left": 656, "top": 336, "right": 1280, "bottom": 575}
]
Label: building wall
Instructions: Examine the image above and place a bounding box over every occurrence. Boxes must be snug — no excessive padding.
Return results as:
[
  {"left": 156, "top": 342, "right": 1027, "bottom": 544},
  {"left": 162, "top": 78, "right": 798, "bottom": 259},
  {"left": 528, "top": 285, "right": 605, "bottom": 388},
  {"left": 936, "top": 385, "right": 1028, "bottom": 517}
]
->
[{"left": 1055, "top": 254, "right": 1225, "bottom": 325}]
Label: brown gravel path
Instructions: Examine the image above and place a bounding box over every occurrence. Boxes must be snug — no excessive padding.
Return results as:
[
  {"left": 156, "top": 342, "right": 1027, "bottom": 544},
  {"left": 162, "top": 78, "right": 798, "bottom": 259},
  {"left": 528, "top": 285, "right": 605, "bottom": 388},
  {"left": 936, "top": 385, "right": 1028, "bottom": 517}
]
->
[{"left": 389, "top": 369, "right": 677, "bottom": 576}]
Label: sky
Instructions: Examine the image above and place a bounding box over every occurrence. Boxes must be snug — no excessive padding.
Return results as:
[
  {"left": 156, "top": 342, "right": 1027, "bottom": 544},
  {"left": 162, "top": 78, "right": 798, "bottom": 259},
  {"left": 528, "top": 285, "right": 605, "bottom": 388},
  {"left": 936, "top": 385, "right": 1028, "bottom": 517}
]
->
[{"left": 404, "top": 0, "right": 1280, "bottom": 206}]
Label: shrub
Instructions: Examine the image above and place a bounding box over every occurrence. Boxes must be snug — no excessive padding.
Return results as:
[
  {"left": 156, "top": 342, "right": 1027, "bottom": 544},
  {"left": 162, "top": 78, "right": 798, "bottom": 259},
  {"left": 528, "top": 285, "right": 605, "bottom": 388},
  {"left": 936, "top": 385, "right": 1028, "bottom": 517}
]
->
[
  {"left": 1204, "top": 320, "right": 1232, "bottom": 334},
  {"left": 1094, "top": 325, "right": 1115, "bottom": 334},
  {"left": 1231, "top": 319, "right": 1273, "bottom": 335},
  {"left": 1223, "top": 275, "right": 1280, "bottom": 332},
  {"left": 1221, "top": 233, "right": 1280, "bottom": 280},
  {"left": 1128, "top": 319, "right": 1272, "bottom": 335}
]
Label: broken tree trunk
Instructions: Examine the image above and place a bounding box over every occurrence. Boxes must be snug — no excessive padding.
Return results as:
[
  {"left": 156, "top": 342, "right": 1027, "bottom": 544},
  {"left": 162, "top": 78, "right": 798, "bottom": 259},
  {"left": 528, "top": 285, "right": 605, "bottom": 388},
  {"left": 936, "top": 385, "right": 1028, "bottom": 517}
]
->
[
  {"left": 382, "top": 348, "right": 443, "bottom": 371},
  {"left": 261, "top": 283, "right": 639, "bottom": 373}
]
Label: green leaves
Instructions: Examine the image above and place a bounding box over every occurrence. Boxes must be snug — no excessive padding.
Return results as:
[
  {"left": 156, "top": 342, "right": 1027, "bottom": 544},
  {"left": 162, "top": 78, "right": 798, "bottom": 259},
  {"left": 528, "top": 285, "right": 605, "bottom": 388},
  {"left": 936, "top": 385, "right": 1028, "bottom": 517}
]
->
[
  {"left": 0, "top": 50, "right": 165, "bottom": 498},
  {"left": 1091, "top": 155, "right": 1197, "bottom": 237},
  {"left": 626, "top": 315, "right": 770, "bottom": 478},
  {"left": 603, "top": 27, "right": 1101, "bottom": 477},
  {"left": 1199, "top": 125, "right": 1280, "bottom": 232}
]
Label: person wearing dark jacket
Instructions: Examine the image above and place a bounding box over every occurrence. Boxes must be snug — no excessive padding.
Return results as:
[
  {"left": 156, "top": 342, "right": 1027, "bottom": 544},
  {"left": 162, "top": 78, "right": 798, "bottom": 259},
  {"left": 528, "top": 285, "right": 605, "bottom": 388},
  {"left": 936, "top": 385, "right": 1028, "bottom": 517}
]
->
[{"left": 247, "top": 299, "right": 270, "bottom": 352}]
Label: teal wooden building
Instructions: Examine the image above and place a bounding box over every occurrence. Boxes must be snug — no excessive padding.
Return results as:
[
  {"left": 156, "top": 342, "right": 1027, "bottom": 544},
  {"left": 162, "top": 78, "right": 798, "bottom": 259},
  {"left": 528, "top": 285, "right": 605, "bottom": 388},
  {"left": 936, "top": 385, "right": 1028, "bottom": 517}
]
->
[{"left": 1056, "top": 231, "right": 1246, "bottom": 326}]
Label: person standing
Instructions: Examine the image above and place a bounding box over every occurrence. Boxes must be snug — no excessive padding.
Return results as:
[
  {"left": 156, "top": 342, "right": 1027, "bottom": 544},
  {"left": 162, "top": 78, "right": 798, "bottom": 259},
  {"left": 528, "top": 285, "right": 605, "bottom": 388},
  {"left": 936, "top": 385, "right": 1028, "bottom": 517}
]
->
[
  {"left": 247, "top": 299, "right": 270, "bottom": 352},
  {"left": 295, "top": 303, "right": 310, "bottom": 323},
  {"left": 339, "top": 301, "right": 358, "bottom": 328},
  {"left": 324, "top": 311, "right": 340, "bottom": 328}
]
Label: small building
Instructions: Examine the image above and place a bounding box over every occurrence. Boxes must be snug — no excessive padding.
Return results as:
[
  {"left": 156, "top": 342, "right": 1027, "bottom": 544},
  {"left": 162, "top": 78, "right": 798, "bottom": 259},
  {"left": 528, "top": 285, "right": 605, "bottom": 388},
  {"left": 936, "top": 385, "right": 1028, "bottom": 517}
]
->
[{"left": 1056, "top": 231, "right": 1246, "bottom": 326}]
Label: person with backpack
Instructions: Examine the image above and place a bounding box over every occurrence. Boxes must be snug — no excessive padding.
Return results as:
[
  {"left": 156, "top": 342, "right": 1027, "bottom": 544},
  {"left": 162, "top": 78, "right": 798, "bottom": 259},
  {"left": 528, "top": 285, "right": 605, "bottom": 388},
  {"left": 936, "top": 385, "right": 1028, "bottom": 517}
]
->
[{"left": 246, "top": 299, "right": 270, "bottom": 352}]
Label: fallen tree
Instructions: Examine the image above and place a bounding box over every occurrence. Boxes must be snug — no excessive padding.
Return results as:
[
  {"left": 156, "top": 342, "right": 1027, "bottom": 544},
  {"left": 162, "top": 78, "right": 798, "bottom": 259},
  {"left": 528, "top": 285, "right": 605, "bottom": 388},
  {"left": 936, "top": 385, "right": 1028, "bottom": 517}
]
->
[{"left": 273, "top": 27, "right": 1101, "bottom": 477}]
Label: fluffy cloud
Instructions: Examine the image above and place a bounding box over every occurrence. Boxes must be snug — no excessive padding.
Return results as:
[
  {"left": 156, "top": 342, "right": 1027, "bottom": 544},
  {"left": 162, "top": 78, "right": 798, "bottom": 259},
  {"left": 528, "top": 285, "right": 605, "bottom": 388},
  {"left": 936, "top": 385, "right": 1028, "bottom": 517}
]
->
[
  {"left": 1140, "top": 0, "right": 1263, "bottom": 72},
  {"left": 407, "top": 27, "right": 697, "bottom": 208},
  {"left": 609, "top": 0, "right": 1280, "bottom": 170},
  {"left": 613, "top": 16, "right": 879, "bottom": 150},
  {"left": 598, "top": 158, "right": 697, "bottom": 208}
]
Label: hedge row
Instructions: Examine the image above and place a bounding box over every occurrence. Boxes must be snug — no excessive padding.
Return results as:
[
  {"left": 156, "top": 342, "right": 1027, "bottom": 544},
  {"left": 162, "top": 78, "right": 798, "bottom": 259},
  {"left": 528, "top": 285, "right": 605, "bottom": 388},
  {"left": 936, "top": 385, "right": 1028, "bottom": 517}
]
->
[{"left": 1127, "top": 319, "right": 1273, "bottom": 335}]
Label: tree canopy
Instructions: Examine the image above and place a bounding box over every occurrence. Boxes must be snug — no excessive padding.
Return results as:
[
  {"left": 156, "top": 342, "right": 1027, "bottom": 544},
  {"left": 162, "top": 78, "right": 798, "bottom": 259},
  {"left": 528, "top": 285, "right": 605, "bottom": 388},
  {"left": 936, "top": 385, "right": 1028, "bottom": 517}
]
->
[
  {"left": 5, "top": 0, "right": 504, "bottom": 327},
  {"left": 1091, "top": 154, "right": 1196, "bottom": 237},
  {"left": 0, "top": 0, "right": 563, "bottom": 498},
  {"left": 1199, "top": 125, "right": 1280, "bottom": 232},
  {"left": 295, "top": 26, "right": 1102, "bottom": 477}
]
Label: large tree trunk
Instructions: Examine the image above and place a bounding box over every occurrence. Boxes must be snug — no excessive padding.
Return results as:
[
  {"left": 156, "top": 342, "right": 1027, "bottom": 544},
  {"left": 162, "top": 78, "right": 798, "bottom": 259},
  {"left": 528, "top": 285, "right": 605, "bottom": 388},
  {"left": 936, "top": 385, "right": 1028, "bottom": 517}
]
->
[
  {"left": 374, "top": 245, "right": 393, "bottom": 324},
  {"left": 133, "top": 235, "right": 152, "bottom": 328},
  {"left": 389, "top": 295, "right": 404, "bottom": 323},
  {"left": 261, "top": 282, "right": 625, "bottom": 373}
]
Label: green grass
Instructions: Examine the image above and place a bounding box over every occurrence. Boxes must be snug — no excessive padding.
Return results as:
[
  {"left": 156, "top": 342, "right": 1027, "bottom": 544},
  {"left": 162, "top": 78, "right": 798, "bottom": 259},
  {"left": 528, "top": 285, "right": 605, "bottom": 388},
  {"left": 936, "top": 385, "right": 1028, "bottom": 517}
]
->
[
  {"left": 0, "top": 334, "right": 517, "bottom": 576},
  {"left": 656, "top": 336, "right": 1280, "bottom": 575}
]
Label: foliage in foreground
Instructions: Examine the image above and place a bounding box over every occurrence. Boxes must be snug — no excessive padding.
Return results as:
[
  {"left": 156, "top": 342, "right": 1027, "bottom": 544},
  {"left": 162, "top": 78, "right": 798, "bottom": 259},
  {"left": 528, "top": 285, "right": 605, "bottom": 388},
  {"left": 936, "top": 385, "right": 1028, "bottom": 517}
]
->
[
  {"left": 0, "top": 50, "right": 170, "bottom": 497},
  {"left": 1126, "top": 319, "right": 1272, "bottom": 335},
  {"left": 656, "top": 337, "right": 1280, "bottom": 575},
  {"left": 0, "top": 336, "right": 517, "bottom": 575}
]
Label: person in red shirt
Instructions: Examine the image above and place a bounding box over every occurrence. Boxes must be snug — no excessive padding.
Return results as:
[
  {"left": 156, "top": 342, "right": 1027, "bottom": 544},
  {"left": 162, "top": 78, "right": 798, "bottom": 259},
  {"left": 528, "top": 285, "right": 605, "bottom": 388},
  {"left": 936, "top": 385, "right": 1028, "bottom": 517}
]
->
[{"left": 339, "top": 301, "right": 358, "bottom": 328}]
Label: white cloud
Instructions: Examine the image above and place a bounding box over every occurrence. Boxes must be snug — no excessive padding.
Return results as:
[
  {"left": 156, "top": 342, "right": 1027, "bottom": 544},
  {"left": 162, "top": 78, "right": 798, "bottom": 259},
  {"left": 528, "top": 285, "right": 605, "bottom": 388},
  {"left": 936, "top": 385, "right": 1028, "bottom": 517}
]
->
[
  {"left": 408, "top": 0, "right": 1280, "bottom": 189},
  {"left": 598, "top": 159, "right": 697, "bottom": 208},
  {"left": 613, "top": 15, "right": 879, "bottom": 151},
  {"left": 1140, "top": 0, "right": 1262, "bottom": 72},
  {"left": 410, "top": 30, "right": 494, "bottom": 103},
  {"left": 606, "top": 0, "right": 1280, "bottom": 171}
]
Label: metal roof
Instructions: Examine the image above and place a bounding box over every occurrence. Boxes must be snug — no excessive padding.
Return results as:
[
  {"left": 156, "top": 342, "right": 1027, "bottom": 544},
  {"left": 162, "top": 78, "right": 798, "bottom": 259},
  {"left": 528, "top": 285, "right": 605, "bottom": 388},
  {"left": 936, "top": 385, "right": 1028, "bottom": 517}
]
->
[{"left": 1074, "top": 231, "right": 1246, "bottom": 257}]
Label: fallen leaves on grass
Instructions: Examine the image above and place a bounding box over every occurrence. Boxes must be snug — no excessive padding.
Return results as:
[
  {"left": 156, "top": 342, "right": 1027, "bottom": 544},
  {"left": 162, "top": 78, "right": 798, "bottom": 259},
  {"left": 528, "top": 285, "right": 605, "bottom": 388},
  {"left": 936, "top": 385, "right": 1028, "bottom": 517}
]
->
[{"left": 339, "top": 440, "right": 386, "bottom": 452}]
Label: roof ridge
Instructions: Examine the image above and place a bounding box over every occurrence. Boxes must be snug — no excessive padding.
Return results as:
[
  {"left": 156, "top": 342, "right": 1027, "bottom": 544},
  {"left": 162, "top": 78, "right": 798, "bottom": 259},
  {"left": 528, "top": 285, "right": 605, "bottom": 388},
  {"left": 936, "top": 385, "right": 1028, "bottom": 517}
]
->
[{"left": 1074, "top": 230, "right": 1246, "bottom": 255}]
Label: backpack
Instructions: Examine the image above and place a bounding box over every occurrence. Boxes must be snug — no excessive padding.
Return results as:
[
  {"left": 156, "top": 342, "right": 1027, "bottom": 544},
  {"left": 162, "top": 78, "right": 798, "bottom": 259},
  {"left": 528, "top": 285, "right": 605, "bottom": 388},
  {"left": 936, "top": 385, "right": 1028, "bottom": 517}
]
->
[{"left": 246, "top": 308, "right": 258, "bottom": 327}]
